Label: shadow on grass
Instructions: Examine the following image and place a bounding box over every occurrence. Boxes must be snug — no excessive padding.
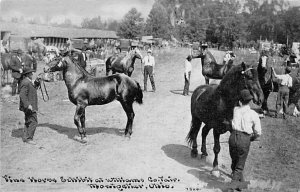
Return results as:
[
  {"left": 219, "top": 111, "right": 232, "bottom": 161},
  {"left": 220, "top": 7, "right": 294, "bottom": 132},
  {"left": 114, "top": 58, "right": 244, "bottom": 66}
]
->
[{"left": 38, "top": 123, "right": 124, "bottom": 142}]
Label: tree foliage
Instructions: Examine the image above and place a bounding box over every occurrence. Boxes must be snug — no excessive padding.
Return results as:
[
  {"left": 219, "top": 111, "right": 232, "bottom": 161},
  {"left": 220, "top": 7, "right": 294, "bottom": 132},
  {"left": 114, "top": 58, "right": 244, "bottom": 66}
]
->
[
  {"left": 117, "top": 8, "right": 144, "bottom": 39},
  {"left": 81, "top": 16, "right": 106, "bottom": 30}
]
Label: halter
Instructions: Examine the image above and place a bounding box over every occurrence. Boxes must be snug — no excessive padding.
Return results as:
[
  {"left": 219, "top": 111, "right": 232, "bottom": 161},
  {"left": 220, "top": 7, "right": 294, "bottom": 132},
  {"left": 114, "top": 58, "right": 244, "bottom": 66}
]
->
[{"left": 241, "top": 67, "right": 253, "bottom": 74}]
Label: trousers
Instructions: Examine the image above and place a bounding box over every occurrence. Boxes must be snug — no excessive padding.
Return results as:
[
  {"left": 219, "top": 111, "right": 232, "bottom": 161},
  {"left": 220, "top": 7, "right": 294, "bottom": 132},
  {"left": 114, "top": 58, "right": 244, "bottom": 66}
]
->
[
  {"left": 144, "top": 65, "right": 156, "bottom": 91},
  {"left": 23, "top": 110, "right": 38, "bottom": 142},
  {"left": 276, "top": 85, "right": 290, "bottom": 114},
  {"left": 229, "top": 130, "right": 251, "bottom": 182},
  {"left": 183, "top": 72, "right": 191, "bottom": 95}
]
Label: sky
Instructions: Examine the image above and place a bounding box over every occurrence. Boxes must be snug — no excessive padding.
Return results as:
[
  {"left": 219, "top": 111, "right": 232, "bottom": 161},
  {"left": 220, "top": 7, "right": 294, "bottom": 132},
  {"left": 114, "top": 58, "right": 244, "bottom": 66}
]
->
[
  {"left": 0, "top": 0, "right": 299, "bottom": 26},
  {"left": 0, "top": 0, "right": 155, "bottom": 26}
]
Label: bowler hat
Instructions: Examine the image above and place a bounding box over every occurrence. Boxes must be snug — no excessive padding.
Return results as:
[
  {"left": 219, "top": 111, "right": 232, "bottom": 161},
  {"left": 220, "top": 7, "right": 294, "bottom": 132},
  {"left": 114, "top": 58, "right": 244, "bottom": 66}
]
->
[
  {"left": 240, "top": 89, "right": 253, "bottom": 101},
  {"left": 22, "top": 67, "right": 35, "bottom": 75},
  {"left": 147, "top": 49, "right": 152, "bottom": 53},
  {"left": 285, "top": 66, "right": 292, "bottom": 74}
]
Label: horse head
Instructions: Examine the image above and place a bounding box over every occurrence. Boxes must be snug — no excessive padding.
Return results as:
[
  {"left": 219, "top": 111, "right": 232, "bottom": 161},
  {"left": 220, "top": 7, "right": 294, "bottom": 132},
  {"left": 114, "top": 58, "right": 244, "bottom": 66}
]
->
[
  {"left": 219, "top": 62, "right": 264, "bottom": 106},
  {"left": 44, "top": 56, "right": 64, "bottom": 73},
  {"left": 131, "top": 48, "right": 143, "bottom": 60}
]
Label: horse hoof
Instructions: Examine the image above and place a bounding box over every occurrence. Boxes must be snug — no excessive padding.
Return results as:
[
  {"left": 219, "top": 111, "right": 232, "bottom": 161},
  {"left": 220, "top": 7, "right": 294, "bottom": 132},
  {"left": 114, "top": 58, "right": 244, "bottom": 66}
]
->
[
  {"left": 201, "top": 153, "right": 208, "bottom": 158},
  {"left": 81, "top": 137, "right": 88, "bottom": 143},
  {"left": 211, "top": 170, "right": 220, "bottom": 178},
  {"left": 191, "top": 149, "right": 198, "bottom": 158}
]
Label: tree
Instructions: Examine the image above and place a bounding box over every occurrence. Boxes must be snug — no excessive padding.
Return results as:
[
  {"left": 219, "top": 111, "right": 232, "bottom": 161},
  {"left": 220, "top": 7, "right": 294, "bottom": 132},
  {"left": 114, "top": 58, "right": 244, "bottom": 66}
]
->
[
  {"left": 117, "top": 8, "right": 144, "bottom": 39},
  {"left": 145, "top": 1, "right": 172, "bottom": 39},
  {"left": 107, "top": 19, "right": 119, "bottom": 31},
  {"left": 81, "top": 16, "right": 106, "bottom": 30}
]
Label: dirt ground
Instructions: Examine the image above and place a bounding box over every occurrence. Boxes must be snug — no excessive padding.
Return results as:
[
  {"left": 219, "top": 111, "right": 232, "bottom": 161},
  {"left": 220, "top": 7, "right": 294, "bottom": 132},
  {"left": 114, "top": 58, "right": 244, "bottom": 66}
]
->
[{"left": 1, "top": 48, "right": 300, "bottom": 192}]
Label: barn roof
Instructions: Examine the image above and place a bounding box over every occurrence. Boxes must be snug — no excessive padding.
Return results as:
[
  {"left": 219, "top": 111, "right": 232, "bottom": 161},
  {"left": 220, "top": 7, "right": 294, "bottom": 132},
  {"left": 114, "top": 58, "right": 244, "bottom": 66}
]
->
[{"left": 0, "top": 21, "right": 118, "bottom": 39}]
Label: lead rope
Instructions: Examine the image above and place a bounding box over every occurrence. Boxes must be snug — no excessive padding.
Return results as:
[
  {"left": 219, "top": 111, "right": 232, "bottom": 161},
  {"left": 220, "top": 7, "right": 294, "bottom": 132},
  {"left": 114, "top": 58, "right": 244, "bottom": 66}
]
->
[{"left": 39, "top": 80, "right": 49, "bottom": 102}]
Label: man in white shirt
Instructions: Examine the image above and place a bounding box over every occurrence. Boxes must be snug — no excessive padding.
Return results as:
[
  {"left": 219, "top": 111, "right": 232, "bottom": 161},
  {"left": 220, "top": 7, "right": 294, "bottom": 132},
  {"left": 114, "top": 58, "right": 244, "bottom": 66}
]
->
[
  {"left": 183, "top": 55, "right": 192, "bottom": 96},
  {"left": 272, "top": 66, "right": 293, "bottom": 119},
  {"left": 143, "top": 49, "right": 156, "bottom": 92},
  {"left": 229, "top": 89, "right": 262, "bottom": 185}
]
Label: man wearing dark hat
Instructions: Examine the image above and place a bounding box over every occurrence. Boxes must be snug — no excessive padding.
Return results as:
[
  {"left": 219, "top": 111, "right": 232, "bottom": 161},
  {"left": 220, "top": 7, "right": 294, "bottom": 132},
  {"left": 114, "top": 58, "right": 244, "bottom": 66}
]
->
[
  {"left": 183, "top": 55, "right": 192, "bottom": 96},
  {"left": 19, "top": 67, "right": 41, "bottom": 145},
  {"left": 229, "top": 89, "right": 262, "bottom": 186},
  {"left": 10, "top": 49, "right": 24, "bottom": 96},
  {"left": 272, "top": 66, "right": 293, "bottom": 119},
  {"left": 78, "top": 46, "right": 87, "bottom": 69}
]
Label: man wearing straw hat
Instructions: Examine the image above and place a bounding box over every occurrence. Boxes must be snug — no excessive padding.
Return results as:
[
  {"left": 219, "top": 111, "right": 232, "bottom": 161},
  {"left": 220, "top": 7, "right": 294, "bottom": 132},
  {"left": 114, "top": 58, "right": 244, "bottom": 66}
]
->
[
  {"left": 10, "top": 49, "right": 24, "bottom": 96},
  {"left": 19, "top": 67, "right": 41, "bottom": 145},
  {"left": 142, "top": 49, "right": 156, "bottom": 92}
]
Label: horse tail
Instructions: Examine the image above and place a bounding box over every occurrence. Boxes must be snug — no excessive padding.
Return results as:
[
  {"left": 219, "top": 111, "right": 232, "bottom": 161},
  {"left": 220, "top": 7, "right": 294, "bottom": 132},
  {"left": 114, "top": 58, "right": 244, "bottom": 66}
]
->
[
  {"left": 186, "top": 117, "right": 201, "bottom": 147},
  {"left": 134, "top": 81, "right": 143, "bottom": 104}
]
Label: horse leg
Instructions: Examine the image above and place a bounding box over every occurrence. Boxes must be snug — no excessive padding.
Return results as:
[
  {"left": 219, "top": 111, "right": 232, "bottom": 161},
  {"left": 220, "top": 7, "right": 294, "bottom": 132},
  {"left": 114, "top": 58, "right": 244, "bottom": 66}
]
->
[
  {"left": 212, "top": 129, "right": 221, "bottom": 171},
  {"left": 262, "top": 90, "right": 270, "bottom": 115},
  {"left": 74, "top": 104, "right": 87, "bottom": 142},
  {"left": 201, "top": 125, "right": 211, "bottom": 158},
  {"left": 188, "top": 117, "right": 202, "bottom": 158},
  {"left": 120, "top": 100, "right": 135, "bottom": 137}
]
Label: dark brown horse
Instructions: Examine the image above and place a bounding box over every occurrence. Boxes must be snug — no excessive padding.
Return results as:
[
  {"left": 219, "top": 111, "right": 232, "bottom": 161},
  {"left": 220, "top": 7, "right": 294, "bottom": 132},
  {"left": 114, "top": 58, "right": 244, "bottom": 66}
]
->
[
  {"left": 105, "top": 49, "right": 143, "bottom": 77},
  {"left": 186, "top": 62, "right": 264, "bottom": 174},
  {"left": 192, "top": 48, "right": 234, "bottom": 84},
  {"left": 44, "top": 56, "right": 143, "bottom": 142},
  {"left": 1, "top": 53, "right": 37, "bottom": 86},
  {"left": 257, "top": 55, "right": 300, "bottom": 116}
]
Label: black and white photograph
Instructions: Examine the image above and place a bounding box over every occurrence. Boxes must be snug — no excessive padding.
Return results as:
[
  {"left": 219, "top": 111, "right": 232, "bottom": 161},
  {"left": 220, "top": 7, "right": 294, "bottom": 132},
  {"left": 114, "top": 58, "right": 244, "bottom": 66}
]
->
[{"left": 1, "top": 0, "right": 300, "bottom": 191}]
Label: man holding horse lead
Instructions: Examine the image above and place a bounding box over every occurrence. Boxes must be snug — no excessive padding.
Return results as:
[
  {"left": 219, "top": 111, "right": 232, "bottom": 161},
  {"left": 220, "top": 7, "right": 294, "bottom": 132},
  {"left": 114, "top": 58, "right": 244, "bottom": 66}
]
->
[
  {"left": 10, "top": 49, "right": 24, "bottom": 96},
  {"left": 78, "top": 46, "right": 88, "bottom": 69},
  {"left": 19, "top": 67, "right": 41, "bottom": 145},
  {"left": 272, "top": 66, "right": 293, "bottom": 119},
  {"left": 143, "top": 49, "right": 156, "bottom": 92},
  {"left": 229, "top": 89, "right": 262, "bottom": 188}
]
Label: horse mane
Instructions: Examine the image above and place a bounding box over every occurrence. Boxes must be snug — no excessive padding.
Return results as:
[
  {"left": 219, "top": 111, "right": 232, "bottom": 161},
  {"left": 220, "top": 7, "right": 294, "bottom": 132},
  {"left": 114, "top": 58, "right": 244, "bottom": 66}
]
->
[
  {"left": 65, "top": 56, "right": 94, "bottom": 78},
  {"left": 205, "top": 51, "right": 217, "bottom": 63}
]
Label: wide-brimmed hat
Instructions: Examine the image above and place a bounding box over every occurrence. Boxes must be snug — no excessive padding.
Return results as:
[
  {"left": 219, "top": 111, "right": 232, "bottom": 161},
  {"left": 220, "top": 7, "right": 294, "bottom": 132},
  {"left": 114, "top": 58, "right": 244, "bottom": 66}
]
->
[
  {"left": 240, "top": 89, "right": 253, "bottom": 101},
  {"left": 22, "top": 67, "right": 35, "bottom": 75},
  {"left": 147, "top": 49, "right": 152, "bottom": 53}
]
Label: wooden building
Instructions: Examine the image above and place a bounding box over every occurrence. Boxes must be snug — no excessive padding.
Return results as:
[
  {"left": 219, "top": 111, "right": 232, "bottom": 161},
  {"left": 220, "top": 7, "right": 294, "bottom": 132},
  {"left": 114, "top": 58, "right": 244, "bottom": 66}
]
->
[{"left": 0, "top": 21, "right": 118, "bottom": 49}]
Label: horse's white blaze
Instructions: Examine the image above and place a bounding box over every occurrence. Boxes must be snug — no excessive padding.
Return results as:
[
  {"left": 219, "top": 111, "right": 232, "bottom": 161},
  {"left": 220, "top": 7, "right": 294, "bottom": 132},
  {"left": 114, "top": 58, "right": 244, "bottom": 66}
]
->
[{"left": 261, "top": 56, "right": 268, "bottom": 68}]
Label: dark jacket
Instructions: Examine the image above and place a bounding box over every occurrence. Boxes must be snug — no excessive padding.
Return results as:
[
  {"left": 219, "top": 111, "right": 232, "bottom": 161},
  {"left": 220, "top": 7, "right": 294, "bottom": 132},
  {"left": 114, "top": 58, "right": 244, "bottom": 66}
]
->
[
  {"left": 77, "top": 52, "right": 87, "bottom": 69},
  {"left": 10, "top": 55, "right": 23, "bottom": 79},
  {"left": 19, "top": 78, "right": 39, "bottom": 112}
]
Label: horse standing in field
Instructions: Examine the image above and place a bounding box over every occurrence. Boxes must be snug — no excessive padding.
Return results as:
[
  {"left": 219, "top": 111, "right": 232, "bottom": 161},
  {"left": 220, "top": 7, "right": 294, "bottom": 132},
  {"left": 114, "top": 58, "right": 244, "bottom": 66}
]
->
[
  {"left": 257, "top": 55, "right": 300, "bottom": 116},
  {"left": 105, "top": 48, "right": 143, "bottom": 77},
  {"left": 186, "top": 62, "right": 264, "bottom": 175},
  {"left": 192, "top": 46, "right": 235, "bottom": 84},
  {"left": 44, "top": 56, "right": 143, "bottom": 143}
]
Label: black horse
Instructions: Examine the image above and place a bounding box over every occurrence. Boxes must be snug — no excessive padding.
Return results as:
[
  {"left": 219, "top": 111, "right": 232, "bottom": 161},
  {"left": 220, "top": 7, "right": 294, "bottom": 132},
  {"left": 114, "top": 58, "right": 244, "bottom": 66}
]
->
[
  {"left": 105, "top": 48, "right": 143, "bottom": 77},
  {"left": 192, "top": 47, "right": 234, "bottom": 84},
  {"left": 257, "top": 55, "right": 300, "bottom": 116},
  {"left": 186, "top": 62, "right": 264, "bottom": 174},
  {"left": 44, "top": 56, "right": 143, "bottom": 142}
]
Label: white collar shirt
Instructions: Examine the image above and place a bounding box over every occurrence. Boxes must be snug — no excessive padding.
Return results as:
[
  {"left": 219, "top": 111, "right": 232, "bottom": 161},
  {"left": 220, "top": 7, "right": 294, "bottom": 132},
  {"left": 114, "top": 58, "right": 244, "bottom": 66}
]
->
[
  {"left": 143, "top": 55, "right": 155, "bottom": 67},
  {"left": 184, "top": 59, "right": 192, "bottom": 74},
  {"left": 232, "top": 105, "right": 262, "bottom": 136},
  {"left": 276, "top": 74, "right": 293, "bottom": 87}
]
